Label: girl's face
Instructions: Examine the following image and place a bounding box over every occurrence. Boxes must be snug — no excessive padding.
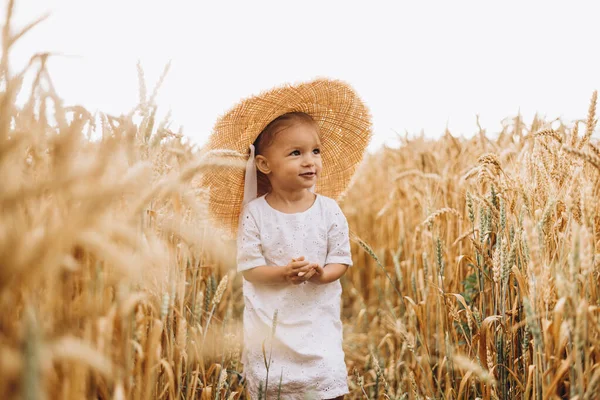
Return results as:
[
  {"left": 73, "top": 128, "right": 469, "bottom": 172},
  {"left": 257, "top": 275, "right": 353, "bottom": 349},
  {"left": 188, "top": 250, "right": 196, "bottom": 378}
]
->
[{"left": 255, "top": 122, "right": 322, "bottom": 192}]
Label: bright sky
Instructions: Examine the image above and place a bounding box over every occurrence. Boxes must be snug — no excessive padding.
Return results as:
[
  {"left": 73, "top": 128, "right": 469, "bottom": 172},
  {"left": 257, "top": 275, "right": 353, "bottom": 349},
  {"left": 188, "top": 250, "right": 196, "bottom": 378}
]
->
[{"left": 5, "top": 0, "right": 600, "bottom": 150}]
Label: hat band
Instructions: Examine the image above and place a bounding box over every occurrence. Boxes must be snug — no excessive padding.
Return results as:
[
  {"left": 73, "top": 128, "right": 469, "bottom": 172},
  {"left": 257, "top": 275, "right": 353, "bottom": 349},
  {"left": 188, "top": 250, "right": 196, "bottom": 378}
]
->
[
  {"left": 242, "top": 144, "right": 258, "bottom": 207},
  {"left": 241, "top": 144, "right": 316, "bottom": 207}
]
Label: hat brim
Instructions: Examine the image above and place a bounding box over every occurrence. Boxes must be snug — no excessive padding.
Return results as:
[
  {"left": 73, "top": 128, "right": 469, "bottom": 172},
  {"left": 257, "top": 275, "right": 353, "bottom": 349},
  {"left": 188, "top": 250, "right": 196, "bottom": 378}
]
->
[{"left": 202, "top": 78, "right": 372, "bottom": 238}]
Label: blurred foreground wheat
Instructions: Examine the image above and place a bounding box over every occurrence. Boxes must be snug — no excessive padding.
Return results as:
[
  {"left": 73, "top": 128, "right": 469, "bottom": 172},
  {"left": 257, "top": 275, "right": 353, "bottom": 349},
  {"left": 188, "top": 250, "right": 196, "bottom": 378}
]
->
[
  {"left": 1, "top": 1, "right": 600, "bottom": 398},
  {"left": 0, "top": 1, "right": 244, "bottom": 398}
]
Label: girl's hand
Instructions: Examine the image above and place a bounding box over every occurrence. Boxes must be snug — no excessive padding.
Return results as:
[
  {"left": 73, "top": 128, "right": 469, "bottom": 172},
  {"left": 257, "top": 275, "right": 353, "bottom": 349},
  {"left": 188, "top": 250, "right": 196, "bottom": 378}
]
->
[
  {"left": 284, "top": 256, "right": 316, "bottom": 285},
  {"left": 309, "top": 263, "right": 348, "bottom": 284},
  {"left": 308, "top": 264, "right": 327, "bottom": 284}
]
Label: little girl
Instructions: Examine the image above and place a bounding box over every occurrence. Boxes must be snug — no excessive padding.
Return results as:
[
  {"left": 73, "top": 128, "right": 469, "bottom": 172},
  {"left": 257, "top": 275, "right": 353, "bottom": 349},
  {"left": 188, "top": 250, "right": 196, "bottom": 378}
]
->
[{"left": 203, "top": 79, "right": 371, "bottom": 399}]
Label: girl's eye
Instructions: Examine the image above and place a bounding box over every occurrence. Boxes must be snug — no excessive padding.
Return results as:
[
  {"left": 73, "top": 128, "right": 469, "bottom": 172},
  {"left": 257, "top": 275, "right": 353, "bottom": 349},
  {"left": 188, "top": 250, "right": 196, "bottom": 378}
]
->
[
  {"left": 313, "top": 148, "right": 321, "bottom": 155},
  {"left": 290, "top": 150, "right": 300, "bottom": 156}
]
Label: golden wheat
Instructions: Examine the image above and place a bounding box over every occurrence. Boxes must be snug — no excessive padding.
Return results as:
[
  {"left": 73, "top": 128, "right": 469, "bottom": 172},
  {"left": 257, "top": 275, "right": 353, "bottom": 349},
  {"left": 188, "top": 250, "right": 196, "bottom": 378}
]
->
[{"left": 2, "top": 2, "right": 600, "bottom": 398}]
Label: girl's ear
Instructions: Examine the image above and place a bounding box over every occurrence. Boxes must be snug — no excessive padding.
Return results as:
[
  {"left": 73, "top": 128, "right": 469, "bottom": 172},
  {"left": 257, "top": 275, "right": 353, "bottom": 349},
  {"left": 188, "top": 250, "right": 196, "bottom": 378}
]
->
[{"left": 255, "top": 155, "right": 271, "bottom": 175}]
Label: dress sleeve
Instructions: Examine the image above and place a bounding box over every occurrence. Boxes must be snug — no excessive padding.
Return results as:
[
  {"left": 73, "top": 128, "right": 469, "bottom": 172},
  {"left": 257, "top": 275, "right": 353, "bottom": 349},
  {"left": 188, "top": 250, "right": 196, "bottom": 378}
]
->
[
  {"left": 324, "top": 200, "right": 353, "bottom": 267},
  {"left": 237, "top": 205, "right": 267, "bottom": 272}
]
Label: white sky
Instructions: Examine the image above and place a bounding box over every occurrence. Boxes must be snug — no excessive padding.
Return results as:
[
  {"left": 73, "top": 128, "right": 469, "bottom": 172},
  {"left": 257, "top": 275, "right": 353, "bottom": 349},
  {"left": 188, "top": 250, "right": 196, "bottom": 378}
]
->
[{"left": 4, "top": 0, "right": 600, "bottom": 150}]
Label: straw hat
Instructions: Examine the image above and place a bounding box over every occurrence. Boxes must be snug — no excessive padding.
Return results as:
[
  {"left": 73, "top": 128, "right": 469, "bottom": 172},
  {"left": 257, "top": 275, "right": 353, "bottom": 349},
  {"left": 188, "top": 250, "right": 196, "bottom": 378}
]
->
[{"left": 202, "top": 78, "right": 372, "bottom": 237}]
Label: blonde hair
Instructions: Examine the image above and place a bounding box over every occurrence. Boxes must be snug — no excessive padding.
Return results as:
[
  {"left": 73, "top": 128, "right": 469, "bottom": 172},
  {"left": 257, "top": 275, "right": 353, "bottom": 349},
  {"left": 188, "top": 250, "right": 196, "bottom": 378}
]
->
[{"left": 253, "top": 112, "right": 319, "bottom": 155}]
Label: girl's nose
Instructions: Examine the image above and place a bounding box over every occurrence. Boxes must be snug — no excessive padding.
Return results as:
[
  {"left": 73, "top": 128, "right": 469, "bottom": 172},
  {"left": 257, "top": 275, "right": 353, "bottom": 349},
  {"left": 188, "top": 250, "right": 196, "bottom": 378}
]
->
[{"left": 302, "top": 156, "right": 315, "bottom": 166}]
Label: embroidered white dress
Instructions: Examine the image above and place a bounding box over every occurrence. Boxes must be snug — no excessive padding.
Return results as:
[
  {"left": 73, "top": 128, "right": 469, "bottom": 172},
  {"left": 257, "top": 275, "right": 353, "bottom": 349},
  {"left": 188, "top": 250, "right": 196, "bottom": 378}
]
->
[{"left": 237, "top": 194, "right": 352, "bottom": 399}]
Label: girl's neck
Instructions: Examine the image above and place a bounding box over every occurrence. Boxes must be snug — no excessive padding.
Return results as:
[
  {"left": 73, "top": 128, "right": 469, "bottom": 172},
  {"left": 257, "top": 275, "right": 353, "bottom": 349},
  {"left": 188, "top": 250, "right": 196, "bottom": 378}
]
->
[{"left": 265, "top": 188, "right": 315, "bottom": 213}]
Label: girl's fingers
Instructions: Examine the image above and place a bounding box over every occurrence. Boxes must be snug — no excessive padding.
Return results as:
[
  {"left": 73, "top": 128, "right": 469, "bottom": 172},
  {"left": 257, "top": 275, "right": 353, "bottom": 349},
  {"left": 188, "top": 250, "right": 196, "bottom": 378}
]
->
[
  {"left": 296, "top": 264, "right": 317, "bottom": 273},
  {"left": 291, "top": 271, "right": 314, "bottom": 284},
  {"left": 291, "top": 260, "right": 310, "bottom": 269},
  {"left": 296, "top": 265, "right": 318, "bottom": 279}
]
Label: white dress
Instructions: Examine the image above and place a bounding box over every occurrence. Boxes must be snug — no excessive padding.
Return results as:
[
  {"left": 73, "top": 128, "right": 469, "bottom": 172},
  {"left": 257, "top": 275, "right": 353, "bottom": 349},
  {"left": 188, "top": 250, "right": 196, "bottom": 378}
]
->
[{"left": 237, "top": 194, "right": 353, "bottom": 400}]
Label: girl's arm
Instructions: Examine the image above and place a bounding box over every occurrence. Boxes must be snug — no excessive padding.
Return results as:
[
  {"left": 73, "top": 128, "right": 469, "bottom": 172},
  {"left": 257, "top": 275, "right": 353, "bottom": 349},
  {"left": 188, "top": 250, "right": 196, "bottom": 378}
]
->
[
  {"left": 309, "top": 200, "right": 353, "bottom": 285},
  {"left": 242, "top": 266, "right": 286, "bottom": 284},
  {"left": 309, "top": 263, "right": 348, "bottom": 284}
]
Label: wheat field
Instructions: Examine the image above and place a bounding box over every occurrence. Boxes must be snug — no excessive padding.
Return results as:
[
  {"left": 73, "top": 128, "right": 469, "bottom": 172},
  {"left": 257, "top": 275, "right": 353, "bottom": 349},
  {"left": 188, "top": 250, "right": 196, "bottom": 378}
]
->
[{"left": 1, "top": 2, "right": 600, "bottom": 399}]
